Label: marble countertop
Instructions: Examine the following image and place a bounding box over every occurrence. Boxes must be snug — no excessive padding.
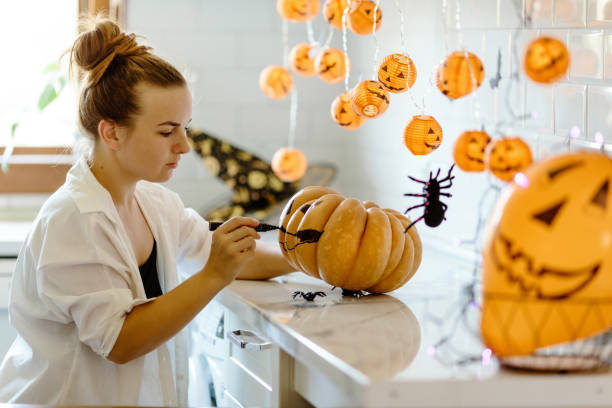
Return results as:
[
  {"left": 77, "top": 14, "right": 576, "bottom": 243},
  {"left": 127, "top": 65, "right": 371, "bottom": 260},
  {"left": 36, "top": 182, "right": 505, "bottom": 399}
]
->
[{"left": 217, "top": 246, "right": 612, "bottom": 407}]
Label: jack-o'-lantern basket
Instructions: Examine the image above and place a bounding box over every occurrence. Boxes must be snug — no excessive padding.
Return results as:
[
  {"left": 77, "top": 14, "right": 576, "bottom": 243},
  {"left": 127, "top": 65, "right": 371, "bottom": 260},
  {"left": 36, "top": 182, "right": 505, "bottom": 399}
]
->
[{"left": 278, "top": 186, "right": 422, "bottom": 293}]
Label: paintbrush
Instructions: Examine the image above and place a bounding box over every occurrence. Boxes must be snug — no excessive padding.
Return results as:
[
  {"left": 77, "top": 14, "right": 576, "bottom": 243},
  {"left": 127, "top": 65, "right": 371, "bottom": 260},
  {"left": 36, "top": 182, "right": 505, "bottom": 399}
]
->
[{"left": 208, "top": 221, "right": 280, "bottom": 232}]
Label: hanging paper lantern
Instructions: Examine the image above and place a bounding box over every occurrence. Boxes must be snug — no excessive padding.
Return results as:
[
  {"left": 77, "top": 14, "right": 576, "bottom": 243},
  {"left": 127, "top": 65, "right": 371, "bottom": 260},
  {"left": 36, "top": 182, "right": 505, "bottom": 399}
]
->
[
  {"left": 350, "top": 80, "right": 390, "bottom": 118},
  {"left": 289, "top": 43, "right": 316, "bottom": 77},
  {"left": 485, "top": 137, "right": 533, "bottom": 182},
  {"left": 323, "top": 0, "right": 349, "bottom": 30},
  {"left": 453, "top": 130, "right": 491, "bottom": 172},
  {"left": 523, "top": 36, "right": 570, "bottom": 84},
  {"left": 377, "top": 53, "right": 417, "bottom": 94},
  {"left": 403, "top": 115, "right": 443, "bottom": 155},
  {"left": 314, "top": 47, "right": 349, "bottom": 84},
  {"left": 348, "top": 0, "right": 382, "bottom": 35},
  {"left": 259, "top": 65, "right": 293, "bottom": 100},
  {"left": 277, "top": 0, "right": 321, "bottom": 22},
  {"left": 481, "top": 151, "right": 612, "bottom": 357},
  {"left": 436, "top": 51, "right": 485, "bottom": 100},
  {"left": 331, "top": 92, "right": 365, "bottom": 130},
  {"left": 272, "top": 147, "right": 308, "bottom": 182}
]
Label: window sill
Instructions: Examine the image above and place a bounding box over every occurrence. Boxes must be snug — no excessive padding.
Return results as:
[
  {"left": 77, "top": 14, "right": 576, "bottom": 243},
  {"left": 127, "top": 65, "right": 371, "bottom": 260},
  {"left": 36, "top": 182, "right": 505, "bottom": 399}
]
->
[{"left": 0, "top": 147, "right": 73, "bottom": 193}]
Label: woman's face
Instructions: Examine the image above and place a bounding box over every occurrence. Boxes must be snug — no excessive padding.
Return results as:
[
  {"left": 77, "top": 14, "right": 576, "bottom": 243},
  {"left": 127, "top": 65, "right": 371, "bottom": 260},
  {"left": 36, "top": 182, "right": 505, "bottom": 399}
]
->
[{"left": 116, "top": 83, "right": 193, "bottom": 183}]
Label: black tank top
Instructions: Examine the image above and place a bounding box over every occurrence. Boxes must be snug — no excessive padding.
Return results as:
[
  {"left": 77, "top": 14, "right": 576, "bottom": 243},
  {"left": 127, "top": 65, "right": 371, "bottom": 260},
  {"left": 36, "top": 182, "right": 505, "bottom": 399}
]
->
[{"left": 138, "top": 240, "right": 163, "bottom": 298}]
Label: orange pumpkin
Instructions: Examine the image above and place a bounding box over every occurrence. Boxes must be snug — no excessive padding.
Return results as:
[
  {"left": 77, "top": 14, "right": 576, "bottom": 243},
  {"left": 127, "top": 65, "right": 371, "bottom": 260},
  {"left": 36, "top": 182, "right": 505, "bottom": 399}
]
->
[
  {"left": 277, "top": 0, "right": 321, "bottom": 22},
  {"left": 453, "top": 130, "right": 491, "bottom": 172},
  {"left": 323, "top": 0, "right": 349, "bottom": 30},
  {"left": 278, "top": 186, "right": 423, "bottom": 293},
  {"left": 271, "top": 147, "right": 308, "bottom": 182},
  {"left": 314, "top": 47, "right": 349, "bottom": 84},
  {"left": 485, "top": 137, "right": 533, "bottom": 182},
  {"left": 348, "top": 0, "right": 382, "bottom": 35},
  {"left": 377, "top": 53, "right": 417, "bottom": 93},
  {"left": 436, "top": 51, "right": 485, "bottom": 99},
  {"left": 259, "top": 65, "right": 293, "bottom": 100},
  {"left": 403, "top": 115, "right": 443, "bottom": 155},
  {"left": 331, "top": 92, "right": 365, "bottom": 130},
  {"left": 350, "top": 80, "right": 390, "bottom": 118},
  {"left": 523, "top": 36, "right": 570, "bottom": 84},
  {"left": 481, "top": 151, "right": 612, "bottom": 357},
  {"left": 289, "top": 43, "right": 316, "bottom": 77}
]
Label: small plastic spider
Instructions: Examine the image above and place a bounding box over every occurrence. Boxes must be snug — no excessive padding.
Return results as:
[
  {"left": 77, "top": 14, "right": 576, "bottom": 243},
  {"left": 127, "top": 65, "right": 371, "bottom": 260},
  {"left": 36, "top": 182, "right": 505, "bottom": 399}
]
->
[
  {"left": 292, "top": 291, "right": 326, "bottom": 301},
  {"left": 404, "top": 164, "right": 455, "bottom": 232}
]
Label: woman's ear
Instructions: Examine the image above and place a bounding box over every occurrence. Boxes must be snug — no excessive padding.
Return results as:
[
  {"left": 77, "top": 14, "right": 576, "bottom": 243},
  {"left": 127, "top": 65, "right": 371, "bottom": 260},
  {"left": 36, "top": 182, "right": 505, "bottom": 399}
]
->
[{"left": 97, "top": 119, "right": 122, "bottom": 151}]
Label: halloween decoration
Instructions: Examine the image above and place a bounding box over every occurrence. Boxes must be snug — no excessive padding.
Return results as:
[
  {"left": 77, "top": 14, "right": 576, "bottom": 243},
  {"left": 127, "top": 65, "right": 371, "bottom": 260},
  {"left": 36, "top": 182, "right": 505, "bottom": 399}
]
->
[
  {"left": 259, "top": 65, "right": 293, "bottom": 100},
  {"left": 436, "top": 51, "right": 485, "bottom": 99},
  {"left": 350, "top": 80, "right": 390, "bottom": 119},
  {"left": 453, "top": 130, "right": 492, "bottom": 172},
  {"left": 481, "top": 151, "right": 612, "bottom": 358},
  {"left": 272, "top": 147, "right": 308, "bottom": 182},
  {"left": 403, "top": 115, "right": 443, "bottom": 155},
  {"left": 331, "top": 92, "right": 365, "bottom": 129},
  {"left": 292, "top": 290, "right": 326, "bottom": 301},
  {"left": 208, "top": 222, "right": 279, "bottom": 232},
  {"left": 277, "top": 0, "right": 321, "bottom": 22},
  {"left": 289, "top": 43, "right": 316, "bottom": 77},
  {"left": 314, "top": 47, "right": 349, "bottom": 84},
  {"left": 187, "top": 128, "right": 336, "bottom": 222},
  {"left": 323, "top": 0, "right": 349, "bottom": 30},
  {"left": 523, "top": 36, "right": 570, "bottom": 84},
  {"left": 485, "top": 137, "right": 533, "bottom": 182},
  {"left": 278, "top": 186, "right": 423, "bottom": 293},
  {"left": 377, "top": 53, "right": 417, "bottom": 93},
  {"left": 404, "top": 165, "right": 455, "bottom": 232},
  {"left": 348, "top": 0, "right": 382, "bottom": 35}
]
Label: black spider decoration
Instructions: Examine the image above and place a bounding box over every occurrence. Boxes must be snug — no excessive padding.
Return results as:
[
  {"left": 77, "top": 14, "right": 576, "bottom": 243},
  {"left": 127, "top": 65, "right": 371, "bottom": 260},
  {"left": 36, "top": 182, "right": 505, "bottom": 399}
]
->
[
  {"left": 292, "top": 291, "right": 326, "bottom": 301},
  {"left": 404, "top": 164, "right": 455, "bottom": 232}
]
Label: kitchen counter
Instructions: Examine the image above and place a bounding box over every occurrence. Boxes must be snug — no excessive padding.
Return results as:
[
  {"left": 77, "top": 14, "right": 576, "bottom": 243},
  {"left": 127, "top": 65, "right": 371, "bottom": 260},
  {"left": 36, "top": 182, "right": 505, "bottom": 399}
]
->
[{"left": 216, "top": 246, "right": 612, "bottom": 407}]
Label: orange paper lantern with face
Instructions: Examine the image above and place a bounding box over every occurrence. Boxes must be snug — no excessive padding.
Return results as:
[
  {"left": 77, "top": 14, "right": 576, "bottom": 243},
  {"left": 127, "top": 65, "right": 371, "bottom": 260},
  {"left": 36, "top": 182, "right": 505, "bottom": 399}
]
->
[
  {"left": 453, "top": 130, "right": 491, "bottom": 172},
  {"left": 272, "top": 147, "right": 308, "bottom": 182},
  {"left": 331, "top": 92, "right": 365, "bottom": 130},
  {"left": 349, "top": 80, "right": 390, "bottom": 119},
  {"left": 348, "top": 0, "right": 382, "bottom": 35},
  {"left": 485, "top": 137, "right": 533, "bottom": 182},
  {"left": 314, "top": 47, "right": 349, "bottom": 84},
  {"left": 523, "top": 36, "right": 570, "bottom": 84},
  {"left": 403, "top": 115, "right": 443, "bottom": 155},
  {"left": 277, "top": 0, "right": 321, "bottom": 22},
  {"left": 259, "top": 65, "right": 293, "bottom": 100},
  {"left": 481, "top": 151, "right": 612, "bottom": 357},
  {"left": 323, "top": 0, "right": 349, "bottom": 30},
  {"left": 289, "top": 43, "right": 316, "bottom": 77},
  {"left": 436, "top": 51, "right": 485, "bottom": 99},
  {"left": 377, "top": 53, "right": 417, "bottom": 94}
]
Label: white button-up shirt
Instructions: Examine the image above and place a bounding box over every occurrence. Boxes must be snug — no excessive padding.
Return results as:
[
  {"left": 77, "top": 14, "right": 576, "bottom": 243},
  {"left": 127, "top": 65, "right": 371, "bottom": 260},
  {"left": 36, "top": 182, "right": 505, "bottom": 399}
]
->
[{"left": 0, "top": 157, "right": 212, "bottom": 405}]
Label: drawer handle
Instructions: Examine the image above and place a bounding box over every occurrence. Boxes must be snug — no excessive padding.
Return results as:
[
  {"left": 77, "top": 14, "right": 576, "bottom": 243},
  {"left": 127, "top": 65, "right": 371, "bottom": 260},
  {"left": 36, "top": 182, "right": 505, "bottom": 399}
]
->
[{"left": 228, "top": 329, "right": 272, "bottom": 351}]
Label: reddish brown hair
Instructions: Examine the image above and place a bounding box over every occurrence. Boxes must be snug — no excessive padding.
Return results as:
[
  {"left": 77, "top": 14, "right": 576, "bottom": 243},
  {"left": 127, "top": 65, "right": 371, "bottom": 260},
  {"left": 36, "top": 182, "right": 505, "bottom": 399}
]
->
[{"left": 68, "top": 17, "right": 186, "bottom": 139}]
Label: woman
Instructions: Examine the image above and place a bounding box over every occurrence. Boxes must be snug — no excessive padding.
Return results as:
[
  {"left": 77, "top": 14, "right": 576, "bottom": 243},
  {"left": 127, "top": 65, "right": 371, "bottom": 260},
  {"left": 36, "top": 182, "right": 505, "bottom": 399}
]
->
[{"left": 0, "top": 18, "right": 294, "bottom": 405}]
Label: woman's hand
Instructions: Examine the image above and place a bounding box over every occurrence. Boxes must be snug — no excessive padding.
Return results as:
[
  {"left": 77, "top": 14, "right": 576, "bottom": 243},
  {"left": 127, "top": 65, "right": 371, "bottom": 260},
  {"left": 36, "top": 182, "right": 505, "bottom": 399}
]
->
[{"left": 203, "top": 217, "right": 261, "bottom": 285}]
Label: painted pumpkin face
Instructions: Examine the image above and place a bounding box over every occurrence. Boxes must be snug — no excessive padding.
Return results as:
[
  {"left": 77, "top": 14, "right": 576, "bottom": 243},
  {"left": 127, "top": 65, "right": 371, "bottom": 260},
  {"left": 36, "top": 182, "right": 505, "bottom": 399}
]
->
[
  {"left": 436, "top": 51, "right": 485, "bottom": 99},
  {"left": 277, "top": 0, "right": 321, "bottom": 22},
  {"left": 481, "top": 152, "right": 612, "bottom": 357},
  {"left": 350, "top": 80, "right": 390, "bottom": 118},
  {"left": 271, "top": 147, "right": 308, "bottom": 182},
  {"left": 259, "top": 65, "right": 293, "bottom": 100},
  {"left": 377, "top": 53, "right": 417, "bottom": 94},
  {"left": 403, "top": 115, "right": 443, "bottom": 155},
  {"left": 323, "top": 0, "right": 349, "bottom": 30},
  {"left": 314, "top": 47, "right": 349, "bottom": 84},
  {"left": 331, "top": 92, "right": 365, "bottom": 130},
  {"left": 289, "top": 43, "right": 316, "bottom": 77},
  {"left": 485, "top": 137, "right": 533, "bottom": 182},
  {"left": 453, "top": 130, "right": 491, "bottom": 172},
  {"left": 524, "top": 36, "right": 570, "bottom": 84},
  {"left": 348, "top": 0, "right": 382, "bottom": 35}
]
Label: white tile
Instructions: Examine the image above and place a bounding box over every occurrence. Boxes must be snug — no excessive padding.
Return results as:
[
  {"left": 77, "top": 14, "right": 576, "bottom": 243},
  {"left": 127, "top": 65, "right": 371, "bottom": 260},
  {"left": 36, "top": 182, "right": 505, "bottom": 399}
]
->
[
  {"left": 569, "top": 31, "right": 604, "bottom": 79},
  {"left": 554, "top": 84, "right": 587, "bottom": 137},
  {"left": 604, "top": 33, "right": 612, "bottom": 78},
  {"left": 587, "top": 0, "right": 612, "bottom": 27},
  {"left": 587, "top": 85, "right": 612, "bottom": 142},
  {"left": 554, "top": 0, "right": 587, "bottom": 27},
  {"left": 499, "top": 0, "right": 526, "bottom": 28},
  {"left": 525, "top": 82, "right": 554, "bottom": 134},
  {"left": 526, "top": 0, "right": 554, "bottom": 27}
]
